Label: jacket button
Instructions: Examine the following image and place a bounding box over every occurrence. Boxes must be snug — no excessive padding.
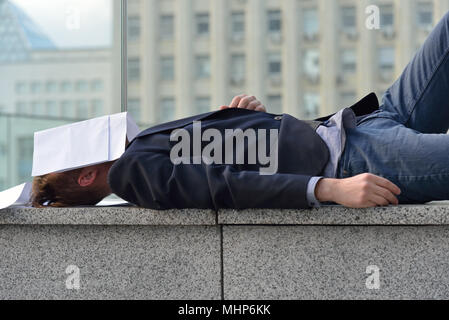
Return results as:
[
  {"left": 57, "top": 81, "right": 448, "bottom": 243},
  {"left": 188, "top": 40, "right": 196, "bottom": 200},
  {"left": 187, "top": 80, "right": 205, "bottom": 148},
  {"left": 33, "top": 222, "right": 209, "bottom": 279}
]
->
[{"left": 274, "top": 116, "right": 283, "bottom": 121}]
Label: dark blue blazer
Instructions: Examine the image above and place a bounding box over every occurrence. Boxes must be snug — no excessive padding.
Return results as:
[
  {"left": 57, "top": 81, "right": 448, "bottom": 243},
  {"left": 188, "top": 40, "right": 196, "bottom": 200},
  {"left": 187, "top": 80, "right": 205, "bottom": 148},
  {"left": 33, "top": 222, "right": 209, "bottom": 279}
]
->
[{"left": 108, "top": 93, "right": 379, "bottom": 210}]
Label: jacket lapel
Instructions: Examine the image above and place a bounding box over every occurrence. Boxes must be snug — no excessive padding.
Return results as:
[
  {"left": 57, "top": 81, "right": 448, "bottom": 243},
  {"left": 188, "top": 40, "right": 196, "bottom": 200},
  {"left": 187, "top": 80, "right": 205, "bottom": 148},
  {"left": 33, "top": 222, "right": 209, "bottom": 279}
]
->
[{"left": 314, "top": 92, "right": 379, "bottom": 122}]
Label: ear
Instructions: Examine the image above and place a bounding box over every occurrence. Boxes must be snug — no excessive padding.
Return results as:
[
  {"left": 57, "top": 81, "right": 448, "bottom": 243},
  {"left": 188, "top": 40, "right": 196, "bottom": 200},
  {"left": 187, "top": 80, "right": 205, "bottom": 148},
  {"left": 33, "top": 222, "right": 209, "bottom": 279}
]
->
[{"left": 77, "top": 167, "right": 99, "bottom": 187}]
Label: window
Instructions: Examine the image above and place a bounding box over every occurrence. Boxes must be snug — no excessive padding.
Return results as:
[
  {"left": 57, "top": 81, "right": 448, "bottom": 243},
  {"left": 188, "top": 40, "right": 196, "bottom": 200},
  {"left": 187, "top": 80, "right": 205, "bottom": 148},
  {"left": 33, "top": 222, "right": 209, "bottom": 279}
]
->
[
  {"left": 196, "top": 13, "right": 209, "bottom": 37},
  {"left": 268, "top": 10, "right": 282, "bottom": 34},
  {"left": 45, "top": 101, "right": 58, "bottom": 115},
  {"left": 304, "top": 93, "right": 320, "bottom": 119},
  {"left": 196, "top": 55, "right": 211, "bottom": 79},
  {"left": 128, "top": 15, "right": 141, "bottom": 41},
  {"left": 60, "top": 81, "right": 72, "bottom": 93},
  {"left": 160, "top": 98, "right": 175, "bottom": 123},
  {"left": 230, "top": 54, "right": 246, "bottom": 85},
  {"left": 128, "top": 58, "right": 141, "bottom": 81},
  {"left": 231, "top": 12, "right": 245, "bottom": 40},
  {"left": 161, "top": 56, "right": 174, "bottom": 80},
  {"left": 417, "top": 2, "right": 433, "bottom": 29},
  {"left": 91, "top": 79, "right": 104, "bottom": 92},
  {"left": 196, "top": 97, "right": 211, "bottom": 114},
  {"left": 45, "top": 81, "right": 58, "bottom": 93},
  {"left": 267, "top": 95, "right": 282, "bottom": 114},
  {"left": 380, "top": 5, "right": 394, "bottom": 28},
  {"left": 61, "top": 101, "right": 75, "bottom": 118},
  {"left": 91, "top": 100, "right": 104, "bottom": 117},
  {"left": 16, "top": 102, "right": 28, "bottom": 114},
  {"left": 15, "top": 82, "right": 27, "bottom": 94},
  {"left": 340, "top": 91, "right": 356, "bottom": 107},
  {"left": 341, "top": 49, "right": 356, "bottom": 73},
  {"left": 76, "top": 100, "right": 89, "bottom": 118},
  {"left": 30, "top": 82, "right": 43, "bottom": 94},
  {"left": 160, "top": 15, "right": 174, "bottom": 39},
  {"left": 341, "top": 6, "right": 356, "bottom": 30},
  {"left": 268, "top": 52, "right": 282, "bottom": 75},
  {"left": 75, "top": 80, "right": 89, "bottom": 92},
  {"left": 31, "top": 101, "right": 45, "bottom": 116},
  {"left": 303, "top": 8, "right": 319, "bottom": 38},
  {"left": 378, "top": 47, "right": 395, "bottom": 70},
  {"left": 128, "top": 98, "right": 141, "bottom": 121}
]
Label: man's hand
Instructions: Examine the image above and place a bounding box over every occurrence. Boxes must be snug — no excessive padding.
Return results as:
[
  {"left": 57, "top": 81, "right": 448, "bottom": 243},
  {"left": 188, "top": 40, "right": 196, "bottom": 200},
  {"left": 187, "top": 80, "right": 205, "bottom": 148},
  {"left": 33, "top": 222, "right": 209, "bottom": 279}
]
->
[
  {"left": 220, "top": 94, "right": 267, "bottom": 112},
  {"left": 315, "top": 173, "right": 402, "bottom": 208}
]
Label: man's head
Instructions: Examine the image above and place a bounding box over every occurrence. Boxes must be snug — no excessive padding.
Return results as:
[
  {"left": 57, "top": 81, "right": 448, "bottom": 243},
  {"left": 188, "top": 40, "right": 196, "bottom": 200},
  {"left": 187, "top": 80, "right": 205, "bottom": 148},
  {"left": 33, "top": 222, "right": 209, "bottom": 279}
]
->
[{"left": 31, "top": 162, "right": 114, "bottom": 208}]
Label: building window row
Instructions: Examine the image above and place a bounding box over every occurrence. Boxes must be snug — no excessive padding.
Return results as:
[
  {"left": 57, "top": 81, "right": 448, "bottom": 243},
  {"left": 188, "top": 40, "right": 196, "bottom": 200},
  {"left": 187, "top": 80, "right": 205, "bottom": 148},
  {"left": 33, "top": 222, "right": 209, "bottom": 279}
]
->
[
  {"left": 126, "top": 2, "right": 434, "bottom": 43},
  {"left": 15, "top": 80, "right": 104, "bottom": 95},
  {"left": 153, "top": 47, "right": 394, "bottom": 84},
  {"left": 15, "top": 100, "right": 104, "bottom": 119}
]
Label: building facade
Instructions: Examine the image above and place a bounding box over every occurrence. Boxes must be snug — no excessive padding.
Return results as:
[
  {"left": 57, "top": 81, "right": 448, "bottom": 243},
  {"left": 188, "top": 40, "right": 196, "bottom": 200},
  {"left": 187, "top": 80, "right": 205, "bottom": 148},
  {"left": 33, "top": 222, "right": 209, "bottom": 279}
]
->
[{"left": 124, "top": 0, "right": 449, "bottom": 125}]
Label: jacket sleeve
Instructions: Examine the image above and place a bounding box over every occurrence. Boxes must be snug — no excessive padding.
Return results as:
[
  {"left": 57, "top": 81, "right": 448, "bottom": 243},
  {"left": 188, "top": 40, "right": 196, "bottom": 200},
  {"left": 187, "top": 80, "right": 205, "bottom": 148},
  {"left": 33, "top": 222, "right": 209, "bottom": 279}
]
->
[{"left": 108, "top": 149, "right": 314, "bottom": 210}]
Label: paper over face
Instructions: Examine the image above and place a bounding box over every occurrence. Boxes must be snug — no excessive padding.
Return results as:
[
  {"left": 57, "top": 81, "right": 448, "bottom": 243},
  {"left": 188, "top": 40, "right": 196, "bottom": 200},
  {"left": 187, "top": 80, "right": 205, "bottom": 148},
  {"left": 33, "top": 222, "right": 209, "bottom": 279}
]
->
[
  {"left": 32, "top": 112, "right": 140, "bottom": 177},
  {"left": 0, "top": 112, "right": 140, "bottom": 210}
]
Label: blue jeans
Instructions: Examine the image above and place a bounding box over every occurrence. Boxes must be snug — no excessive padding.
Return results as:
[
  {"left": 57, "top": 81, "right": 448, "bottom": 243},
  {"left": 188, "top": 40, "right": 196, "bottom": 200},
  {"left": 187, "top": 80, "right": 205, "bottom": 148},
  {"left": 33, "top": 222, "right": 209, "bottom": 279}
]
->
[{"left": 338, "top": 12, "right": 449, "bottom": 204}]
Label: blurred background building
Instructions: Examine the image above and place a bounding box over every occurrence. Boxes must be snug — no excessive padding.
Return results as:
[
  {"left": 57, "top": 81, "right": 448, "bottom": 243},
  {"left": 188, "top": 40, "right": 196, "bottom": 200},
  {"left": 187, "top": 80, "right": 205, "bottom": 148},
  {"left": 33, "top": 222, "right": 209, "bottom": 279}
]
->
[
  {"left": 1, "top": 0, "right": 449, "bottom": 190},
  {"left": 124, "top": 0, "right": 449, "bottom": 122}
]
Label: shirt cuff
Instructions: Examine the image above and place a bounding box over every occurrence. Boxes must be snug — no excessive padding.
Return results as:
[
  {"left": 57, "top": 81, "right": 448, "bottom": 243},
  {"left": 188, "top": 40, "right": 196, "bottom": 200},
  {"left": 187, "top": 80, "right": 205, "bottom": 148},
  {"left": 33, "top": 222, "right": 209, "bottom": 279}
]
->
[{"left": 306, "top": 176, "right": 323, "bottom": 208}]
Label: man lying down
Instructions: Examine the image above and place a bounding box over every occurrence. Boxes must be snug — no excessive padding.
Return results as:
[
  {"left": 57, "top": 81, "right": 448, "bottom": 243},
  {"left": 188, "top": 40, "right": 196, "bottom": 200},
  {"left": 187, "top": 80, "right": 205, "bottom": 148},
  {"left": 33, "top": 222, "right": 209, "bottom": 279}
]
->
[{"left": 32, "top": 13, "right": 449, "bottom": 209}]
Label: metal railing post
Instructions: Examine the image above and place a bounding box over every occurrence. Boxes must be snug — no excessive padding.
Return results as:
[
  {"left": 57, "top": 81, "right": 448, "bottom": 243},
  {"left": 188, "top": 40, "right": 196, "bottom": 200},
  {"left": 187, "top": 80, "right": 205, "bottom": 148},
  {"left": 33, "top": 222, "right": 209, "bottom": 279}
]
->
[{"left": 121, "top": 0, "right": 128, "bottom": 112}]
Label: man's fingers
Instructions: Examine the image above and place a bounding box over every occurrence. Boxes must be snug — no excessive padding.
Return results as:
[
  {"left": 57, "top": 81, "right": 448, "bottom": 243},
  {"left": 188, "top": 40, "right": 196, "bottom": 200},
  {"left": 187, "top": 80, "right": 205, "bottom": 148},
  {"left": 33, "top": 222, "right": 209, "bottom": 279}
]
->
[
  {"left": 229, "top": 95, "right": 246, "bottom": 109},
  {"left": 255, "top": 105, "right": 266, "bottom": 112},
  {"left": 219, "top": 105, "right": 229, "bottom": 110},
  {"left": 246, "top": 100, "right": 260, "bottom": 111},
  {"left": 237, "top": 96, "right": 255, "bottom": 109},
  {"left": 373, "top": 185, "right": 399, "bottom": 205},
  {"left": 370, "top": 194, "right": 390, "bottom": 207},
  {"left": 372, "top": 175, "right": 401, "bottom": 195}
]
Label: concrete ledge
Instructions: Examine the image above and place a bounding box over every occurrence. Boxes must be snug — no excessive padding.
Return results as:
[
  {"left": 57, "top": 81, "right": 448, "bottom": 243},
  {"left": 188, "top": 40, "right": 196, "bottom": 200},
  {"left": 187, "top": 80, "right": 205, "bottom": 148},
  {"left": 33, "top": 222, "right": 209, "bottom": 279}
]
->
[
  {"left": 0, "top": 207, "right": 216, "bottom": 226},
  {"left": 2, "top": 203, "right": 449, "bottom": 299},
  {"left": 219, "top": 202, "right": 449, "bottom": 226},
  {"left": 2, "top": 202, "right": 449, "bottom": 226}
]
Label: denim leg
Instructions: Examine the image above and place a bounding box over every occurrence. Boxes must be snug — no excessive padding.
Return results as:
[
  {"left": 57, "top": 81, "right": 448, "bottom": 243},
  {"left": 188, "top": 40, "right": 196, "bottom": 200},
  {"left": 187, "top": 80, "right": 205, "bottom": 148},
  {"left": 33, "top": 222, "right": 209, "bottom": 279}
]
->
[
  {"left": 340, "top": 118, "right": 449, "bottom": 204},
  {"left": 382, "top": 11, "right": 449, "bottom": 133}
]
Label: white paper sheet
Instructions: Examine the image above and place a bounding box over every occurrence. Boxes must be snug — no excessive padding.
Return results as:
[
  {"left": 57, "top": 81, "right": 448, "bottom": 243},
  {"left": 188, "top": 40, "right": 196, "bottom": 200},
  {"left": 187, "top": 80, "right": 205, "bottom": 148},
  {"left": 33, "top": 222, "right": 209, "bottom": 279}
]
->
[
  {"left": 32, "top": 112, "right": 139, "bottom": 177},
  {"left": 0, "top": 183, "right": 32, "bottom": 210}
]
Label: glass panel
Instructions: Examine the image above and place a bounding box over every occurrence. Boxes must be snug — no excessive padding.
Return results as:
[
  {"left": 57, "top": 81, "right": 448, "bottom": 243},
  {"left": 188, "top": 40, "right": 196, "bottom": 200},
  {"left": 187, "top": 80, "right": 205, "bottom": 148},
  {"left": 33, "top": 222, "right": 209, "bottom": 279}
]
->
[
  {"left": 380, "top": 5, "right": 394, "bottom": 28},
  {"left": 303, "top": 8, "right": 319, "bottom": 38},
  {"left": 196, "top": 13, "right": 210, "bottom": 37},
  {"left": 196, "top": 97, "right": 211, "bottom": 114},
  {"left": 0, "top": 0, "right": 121, "bottom": 189},
  {"left": 196, "top": 55, "right": 211, "bottom": 79},
  {"left": 267, "top": 95, "right": 282, "bottom": 114},
  {"left": 231, "top": 12, "right": 245, "bottom": 40},
  {"left": 341, "top": 49, "right": 356, "bottom": 73},
  {"left": 267, "top": 10, "right": 281, "bottom": 34},
  {"left": 417, "top": 2, "right": 434, "bottom": 29},
  {"left": 341, "top": 6, "right": 356, "bottom": 30},
  {"left": 160, "top": 98, "right": 175, "bottom": 123}
]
